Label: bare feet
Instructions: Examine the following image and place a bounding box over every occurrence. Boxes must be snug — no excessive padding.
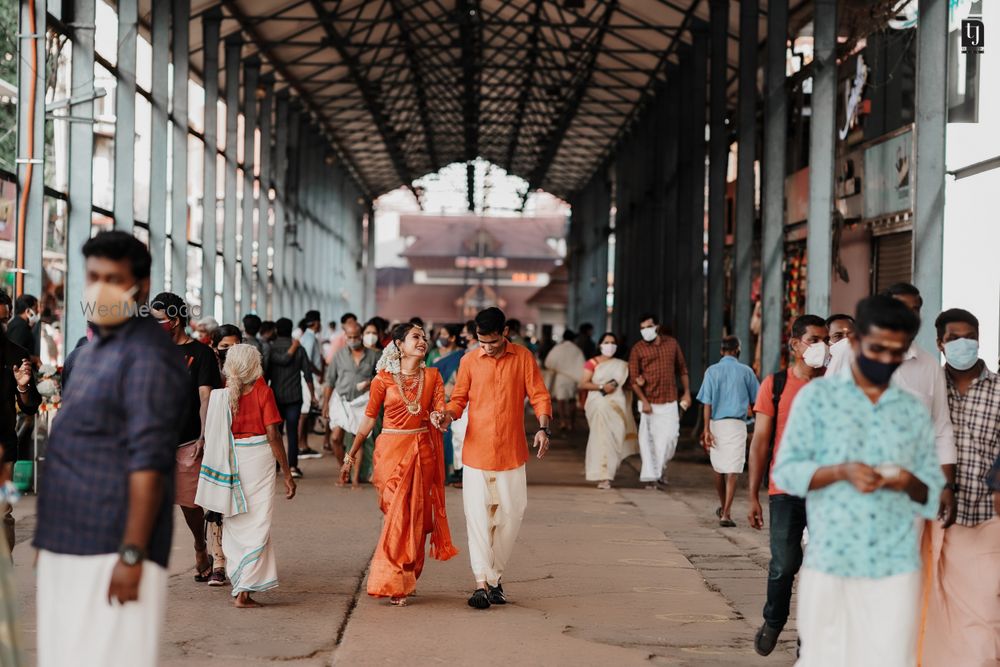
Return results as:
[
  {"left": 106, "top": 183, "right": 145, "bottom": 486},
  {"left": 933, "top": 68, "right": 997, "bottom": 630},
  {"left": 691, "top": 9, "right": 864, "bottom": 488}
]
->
[{"left": 234, "top": 592, "right": 263, "bottom": 608}]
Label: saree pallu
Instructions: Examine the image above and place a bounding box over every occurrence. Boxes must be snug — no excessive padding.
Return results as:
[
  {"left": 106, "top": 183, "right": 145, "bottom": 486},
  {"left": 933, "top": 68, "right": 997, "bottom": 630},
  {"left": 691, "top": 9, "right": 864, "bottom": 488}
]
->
[
  {"left": 584, "top": 359, "right": 638, "bottom": 482},
  {"left": 366, "top": 368, "right": 458, "bottom": 598},
  {"left": 223, "top": 435, "right": 279, "bottom": 596}
]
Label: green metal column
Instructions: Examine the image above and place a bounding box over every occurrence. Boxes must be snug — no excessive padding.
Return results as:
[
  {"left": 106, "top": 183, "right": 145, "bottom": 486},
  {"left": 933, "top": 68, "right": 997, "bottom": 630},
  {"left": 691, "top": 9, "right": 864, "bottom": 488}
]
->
[
  {"left": 200, "top": 8, "right": 221, "bottom": 317},
  {"left": 707, "top": 0, "right": 728, "bottom": 362},
  {"left": 15, "top": 0, "right": 46, "bottom": 298},
  {"left": 240, "top": 57, "right": 259, "bottom": 318},
  {"left": 806, "top": 0, "right": 837, "bottom": 316},
  {"left": 170, "top": 0, "right": 190, "bottom": 297},
  {"left": 272, "top": 91, "right": 289, "bottom": 319},
  {"left": 913, "top": 0, "right": 948, "bottom": 351},
  {"left": 112, "top": 0, "right": 136, "bottom": 232},
  {"left": 761, "top": 0, "right": 789, "bottom": 375},
  {"left": 65, "top": 0, "right": 96, "bottom": 349},
  {"left": 733, "top": 0, "right": 757, "bottom": 363},
  {"left": 222, "top": 36, "right": 240, "bottom": 323},
  {"left": 687, "top": 28, "right": 709, "bottom": 390},
  {"left": 256, "top": 75, "right": 273, "bottom": 316},
  {"left": 148, "top": 0, "right": 169, "bottom": 293}
]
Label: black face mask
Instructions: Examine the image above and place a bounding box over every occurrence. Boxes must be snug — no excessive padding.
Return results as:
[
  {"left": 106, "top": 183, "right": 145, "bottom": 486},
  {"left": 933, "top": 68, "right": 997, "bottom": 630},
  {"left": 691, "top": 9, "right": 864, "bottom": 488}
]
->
[
  {"left": 218, "top": 347, "right": 229, "bottom": 367},
  {"left": 856, "top": 352, "right": 900, "bottom": 386}
]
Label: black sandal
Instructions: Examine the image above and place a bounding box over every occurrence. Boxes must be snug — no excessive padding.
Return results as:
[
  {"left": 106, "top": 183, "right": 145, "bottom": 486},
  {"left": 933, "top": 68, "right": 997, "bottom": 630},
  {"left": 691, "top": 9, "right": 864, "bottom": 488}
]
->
[
  {"left": 467, "top": 588, "right": 491, "bottom": 609},
  {"left": 194, "top": 554, "right": 214, "bottom": 582}
]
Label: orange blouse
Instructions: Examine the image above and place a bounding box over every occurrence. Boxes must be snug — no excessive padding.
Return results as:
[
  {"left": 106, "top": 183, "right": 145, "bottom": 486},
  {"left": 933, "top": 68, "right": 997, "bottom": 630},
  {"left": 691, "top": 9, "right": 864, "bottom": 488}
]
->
[{"left": 365, "top": 368, "right": 445, "bottom": 427}]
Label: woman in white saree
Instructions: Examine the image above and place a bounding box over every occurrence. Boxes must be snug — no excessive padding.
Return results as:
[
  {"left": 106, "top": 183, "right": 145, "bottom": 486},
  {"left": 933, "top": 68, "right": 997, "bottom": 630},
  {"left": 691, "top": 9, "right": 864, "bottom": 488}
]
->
[
  {"left": 196, "top": 344, "right": 297, "bottom": 608},
  {"left": 579, "top": 333, "right": 638, "bottom": 489}
]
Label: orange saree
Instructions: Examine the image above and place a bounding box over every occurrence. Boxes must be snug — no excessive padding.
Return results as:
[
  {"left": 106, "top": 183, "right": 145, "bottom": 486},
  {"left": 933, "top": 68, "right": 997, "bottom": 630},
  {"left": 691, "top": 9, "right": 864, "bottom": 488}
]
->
[{"left": 364, "top": 368, "right": 458, "bottom": 598}]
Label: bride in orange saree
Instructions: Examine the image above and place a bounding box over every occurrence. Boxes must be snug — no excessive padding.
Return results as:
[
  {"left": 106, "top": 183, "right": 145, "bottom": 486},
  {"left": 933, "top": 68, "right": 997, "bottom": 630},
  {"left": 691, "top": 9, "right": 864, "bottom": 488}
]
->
[{"left": 341, "top": 323, "right": 458, "bottom": 606}]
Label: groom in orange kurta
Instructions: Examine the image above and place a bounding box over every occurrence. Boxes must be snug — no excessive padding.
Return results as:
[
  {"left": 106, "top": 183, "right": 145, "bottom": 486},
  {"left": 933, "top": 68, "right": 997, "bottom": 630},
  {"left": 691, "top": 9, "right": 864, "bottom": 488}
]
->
[{"left": 438, "top": 307, "right": 552, "bottom": 610}]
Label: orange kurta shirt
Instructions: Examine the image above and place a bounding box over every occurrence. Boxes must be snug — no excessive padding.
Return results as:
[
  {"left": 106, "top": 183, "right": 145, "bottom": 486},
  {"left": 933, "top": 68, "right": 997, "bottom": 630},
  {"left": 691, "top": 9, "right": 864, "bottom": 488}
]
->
[{"left": 446, "top": 341, "right": 552, "bottom": 471}]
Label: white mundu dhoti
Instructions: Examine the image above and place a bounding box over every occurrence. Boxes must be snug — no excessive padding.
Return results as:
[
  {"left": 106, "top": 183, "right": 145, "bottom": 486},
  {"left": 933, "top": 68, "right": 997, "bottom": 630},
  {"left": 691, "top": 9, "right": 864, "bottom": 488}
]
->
[
  {"left": 795, "top": 567, "right": 920, "bottom": 667},
  {"left": 37, "top": 550, "right": 168, "bottom": 667},
  {"left": 462, "top": 463, "right": 527, "bottom": 586},
  {"left": 451, "top": 408, "right": 469, "bottom": 472},
  {"left": 638, "top": 401, "right": 680, "bottom": 482},
  {"left": 708, "top": 419, "right": 748, "bottom": 474}
]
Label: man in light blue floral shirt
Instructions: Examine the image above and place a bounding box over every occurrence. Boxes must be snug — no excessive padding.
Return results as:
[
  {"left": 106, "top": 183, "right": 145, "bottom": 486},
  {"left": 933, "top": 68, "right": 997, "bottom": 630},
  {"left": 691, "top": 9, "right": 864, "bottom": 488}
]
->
[{"left": 773, "top": 295, "right": 944, "bottom": 667}]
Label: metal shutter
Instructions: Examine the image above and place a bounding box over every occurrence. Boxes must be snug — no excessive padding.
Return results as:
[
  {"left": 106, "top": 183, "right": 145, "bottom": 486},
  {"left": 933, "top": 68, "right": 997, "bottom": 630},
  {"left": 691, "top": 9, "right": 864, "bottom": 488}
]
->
[{"left": 874, "top": 231, "right": 913, "bottom": 293}]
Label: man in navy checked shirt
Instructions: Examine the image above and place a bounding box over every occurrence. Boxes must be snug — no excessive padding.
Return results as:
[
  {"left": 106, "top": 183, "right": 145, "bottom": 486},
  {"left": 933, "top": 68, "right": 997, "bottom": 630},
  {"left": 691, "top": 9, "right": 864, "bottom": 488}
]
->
[{"left": 34, "top": 232, "right": 188, "bottom": 667}]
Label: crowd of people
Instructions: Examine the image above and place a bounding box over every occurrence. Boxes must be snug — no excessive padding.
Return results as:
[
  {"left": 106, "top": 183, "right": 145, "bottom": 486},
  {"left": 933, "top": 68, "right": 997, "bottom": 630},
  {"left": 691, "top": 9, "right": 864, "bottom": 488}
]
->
[{"left": 0, "top": 229, "right": 993, "bottom": 666}]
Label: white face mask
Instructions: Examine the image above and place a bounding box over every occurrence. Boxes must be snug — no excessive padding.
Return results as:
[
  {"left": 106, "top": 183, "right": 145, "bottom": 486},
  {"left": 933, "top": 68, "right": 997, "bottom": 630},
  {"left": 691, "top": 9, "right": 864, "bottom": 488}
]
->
[
  {"left": 363, "top": 333, "right": 379, "bottom": 348},
  {"left": 640, "top": 326, "right": 657, "bottom": 342},
  {"left": 600, "top": 343, "right": 617, "bottom": 357},
  {"left": 802, "top": 341, "right": 830, "bottom": 369}
]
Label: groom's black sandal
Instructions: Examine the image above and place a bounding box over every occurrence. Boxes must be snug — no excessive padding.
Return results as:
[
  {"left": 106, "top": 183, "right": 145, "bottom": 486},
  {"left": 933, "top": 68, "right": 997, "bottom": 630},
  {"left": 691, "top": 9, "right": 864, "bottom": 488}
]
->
[
  {"left": 486, "top": 582, "right": 507, "bottom": 605},
  {"left": 468, "top": 589, "right": 491, "bottom": 609}
]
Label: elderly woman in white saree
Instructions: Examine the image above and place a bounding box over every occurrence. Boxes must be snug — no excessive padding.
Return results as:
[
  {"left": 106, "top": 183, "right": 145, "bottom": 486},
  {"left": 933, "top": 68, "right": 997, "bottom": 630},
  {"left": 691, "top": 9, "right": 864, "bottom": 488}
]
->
[
  {"left": 196, "top": 344, "right": 297, "bottom": 608},
  {"left": 579, "top": 333, "right": 638, "bottom": 489}
]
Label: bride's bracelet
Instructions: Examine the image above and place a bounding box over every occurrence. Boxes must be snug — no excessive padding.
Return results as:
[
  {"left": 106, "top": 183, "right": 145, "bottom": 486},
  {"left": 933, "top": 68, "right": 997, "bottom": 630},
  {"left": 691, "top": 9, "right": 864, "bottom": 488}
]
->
[{"left": 343, "top": 453, "right": 356, "bottom": 466}]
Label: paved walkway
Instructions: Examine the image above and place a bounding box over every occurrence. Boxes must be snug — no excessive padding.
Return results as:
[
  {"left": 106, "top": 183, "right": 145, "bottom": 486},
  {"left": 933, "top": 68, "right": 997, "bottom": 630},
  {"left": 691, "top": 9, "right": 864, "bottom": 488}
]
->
[{"left": 11, "top": 427, "right": 798, "bottom": 666}]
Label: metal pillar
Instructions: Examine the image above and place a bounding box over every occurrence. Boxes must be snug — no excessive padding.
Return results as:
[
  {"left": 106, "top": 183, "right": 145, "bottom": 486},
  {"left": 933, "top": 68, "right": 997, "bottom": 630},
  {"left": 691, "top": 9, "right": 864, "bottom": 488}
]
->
[
  {"left": 291, "top": 110, "right": 306, "bottom": 319},
  {"left": 761, "top": 0, "right": 788, "bottom": 375},
  {"left": 662, "top": 71, "right": 681, "bottom": 335},
  {"left": 200, "top": 9, "right": 221, "bottom": 318},
  {"left": 365, "top": 201, "right": 376, "bottom": 316},
  {"left": 913, "top": 0, "right": 948, "bottom": 351},
  {"left": 222, "top": 37, "right": 241, "bottom": 323},
  {"left": 687, "top": 28, "right": 709, "bottom": 389},
  {"left": 675, "top": 50, "right": 694, "bottom": 351},
  {"left": 272, "top": 92, "right": 289, "bottom": 319},
  {"left": 112, "top": 0, "right": 137, "bottom": 231},
  {"left": 170, "top": 0, "right": 190, "bottom": 298},
  {"left": 806, "top": 0, "right": 837, "bottom": 316},
  {"left": 733, "top": 0, "right": 757, "bottom": 363},
  {"left": 15, "top": 0, "right": 46, "bottom": 297},
  {"left": 256, "top": 76, "right": 273, "bottom": 316},
  {"left": 65, "top": 0, "right": 96, "bottom": 349},
  {"left": 148, "top": 0, "right": 170, "bottom": 294},
  {"left": 707, "top": 0, "right": 728, "bottom": 363},
  {"left": 240, "top": 57, "right": 259, "bottom": 318}
]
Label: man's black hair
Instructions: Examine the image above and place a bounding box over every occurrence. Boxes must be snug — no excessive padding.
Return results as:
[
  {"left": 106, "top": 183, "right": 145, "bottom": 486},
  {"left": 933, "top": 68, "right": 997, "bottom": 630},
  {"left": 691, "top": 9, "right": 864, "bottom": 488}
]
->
[
  {"left": 721, "top": 335, "right": 741, "bottom": 352},
  {"left": 243, "top": 313, "right": 262, "bottom": 335},
  {"left": 881, "top": 282, "right": 923, "bottom": 308},
  {"left": 855, "top": 295, "right": 921, "bottom": 338},
  {"left": 304, "top": 309, "right": 321, "bottom": 324},
  {"left": 506, "top": 318, "right": 522, "bottom": 333},
  {"left": 150, "top": 292, "right": 190, "bottom": 326},
  {"left": 340, "top": 312, "right": 358, "bottom": 325},
  {"left": 212, "top": 324, "right": 243, "bottom": 348},
  {"left": 562, "top": 329, "right": 576, "bottom": 342},
  {"left": 260, "top": 320, "right": 277, "bottom": 334},
  {"left": 790, "top": 314, "right": 827, "bottom": 340},
  {"left": 578, "top": 322, "right": 594, "bottom": 334},
  {"left": 475, "top": 307, "right": 507, "bottom": 336},
  {"left": 14, "top": 294, "right": 38, "bottom": 315},
  {"left": 443, "top": 322, "right": 463, "bottom": 339},
  {"left": 639, "top": 312, "right": 659, "bottom": 325},
  {"left": 0, "top": 292, "right": 12, "bottom": 309},
  {"left": 825, "top": 313, "right": 855, "bottom": 329},
  {"left": 934, "top": 308, "right": 979, "bottom": 340},
  {"left": 276, "top": 317, "right": 294, "bottom": 337},
  {"left": 82, "top": 231, "right": 152, "bottom": 281}
]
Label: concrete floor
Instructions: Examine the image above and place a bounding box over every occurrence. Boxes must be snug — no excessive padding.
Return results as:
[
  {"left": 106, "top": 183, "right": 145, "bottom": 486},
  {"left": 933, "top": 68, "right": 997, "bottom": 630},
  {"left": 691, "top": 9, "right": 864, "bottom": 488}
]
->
[{"left": 11, "top": 425, "right": 798, "bottom": 666}]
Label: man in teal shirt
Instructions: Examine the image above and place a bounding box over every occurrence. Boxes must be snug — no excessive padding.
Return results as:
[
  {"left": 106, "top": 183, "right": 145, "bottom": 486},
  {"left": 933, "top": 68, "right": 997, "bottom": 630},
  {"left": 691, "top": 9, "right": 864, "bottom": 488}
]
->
[{"left": 773, "top": 295, "right": 944, "bottom": 666}]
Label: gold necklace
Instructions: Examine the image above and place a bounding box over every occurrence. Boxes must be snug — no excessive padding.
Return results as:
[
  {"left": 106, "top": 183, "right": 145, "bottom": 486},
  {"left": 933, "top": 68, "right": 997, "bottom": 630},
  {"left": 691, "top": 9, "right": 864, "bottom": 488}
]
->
[{"left": 393, "top": 369, "right": 424, "bottom": 415}]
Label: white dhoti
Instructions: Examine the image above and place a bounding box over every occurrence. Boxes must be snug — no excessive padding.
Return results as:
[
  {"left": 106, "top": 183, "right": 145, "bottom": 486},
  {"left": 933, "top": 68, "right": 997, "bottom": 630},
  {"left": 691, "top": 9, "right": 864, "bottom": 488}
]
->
[
  {"left": 708, "top": 419, "right": 748, "bottom": 474},
  {"left": 37, "top": 550, "right": 168, "bottom": 667},
  {"left": 551, "top": 373, "right": 578, "bottom": 402},
  {"left": 451, "top": 409, "right": 469, "bottom": 471},
  {"left": 637, "top": 401, "right": 680, "bottom": 482},
  {"left": 224, "top": 436, "right": 279, "bottom": 596},
  {"left": 462, "top": 463, "right": 527, "bottom": 587},
  {"left": 796, "top": 567, "right": 920, "bottom": 667}
]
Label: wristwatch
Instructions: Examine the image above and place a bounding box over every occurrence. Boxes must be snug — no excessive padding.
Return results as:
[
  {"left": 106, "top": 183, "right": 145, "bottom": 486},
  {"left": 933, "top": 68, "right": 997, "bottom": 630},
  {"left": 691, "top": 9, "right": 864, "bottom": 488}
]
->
[
  {"left": 118, "top": 544, "right": 145, "bottom": 566},
  {"left": 537, "top": 427, "right": 551, "bottom": 437},
  {"left": 944, "top": 482, "right": 959, "bottom": 493}
]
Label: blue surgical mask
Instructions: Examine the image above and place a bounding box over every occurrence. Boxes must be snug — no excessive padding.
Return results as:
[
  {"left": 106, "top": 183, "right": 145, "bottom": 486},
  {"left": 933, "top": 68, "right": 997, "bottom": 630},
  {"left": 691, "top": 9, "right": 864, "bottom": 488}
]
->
[{"left": 943, "top": 338, "right": 979, "bottom": 371}]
